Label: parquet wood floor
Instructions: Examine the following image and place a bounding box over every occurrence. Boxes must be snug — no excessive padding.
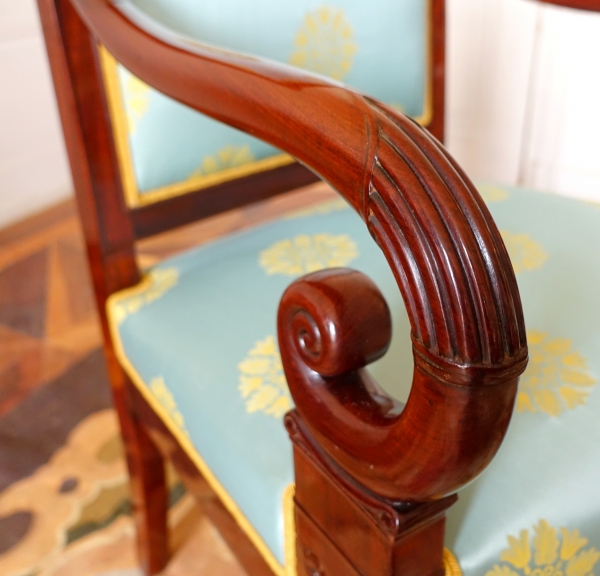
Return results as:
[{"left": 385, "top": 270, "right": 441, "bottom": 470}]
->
[
  {"left": 0, "top": 181, "right": 336, "bottom": 417},
  {"left": 0, "top": 182, "right": 337, "bottom": 575},
  {"left": 0, "top": 201, "right": 100, "bottom": 416}
]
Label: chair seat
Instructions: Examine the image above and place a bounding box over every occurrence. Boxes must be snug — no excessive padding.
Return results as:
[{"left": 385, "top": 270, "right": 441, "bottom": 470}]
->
[{"left": 107, "top": 184, "right": 600, "bottom": 576}]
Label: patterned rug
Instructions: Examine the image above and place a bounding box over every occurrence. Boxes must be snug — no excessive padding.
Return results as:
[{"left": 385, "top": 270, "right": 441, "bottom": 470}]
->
[
  {"left": 0, "top": 184, "right": 340, "bottom": 576},
  {"left": 0, "top": 349, "right": 246, "bottom": 576}
]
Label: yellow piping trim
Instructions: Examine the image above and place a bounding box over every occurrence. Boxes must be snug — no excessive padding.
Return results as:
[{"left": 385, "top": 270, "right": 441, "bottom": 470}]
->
[
  {"left": 283, "top": 483, "right": 298, "bottom": 576},
  {"left": 443, "top": 548, "right": 463, "bottom": 576},
  {"left": 134, "top": 154, "right": 294, "bottom": 207},
  {"left": 99, "top": 45, "right": 139, "bottom": 208},
  {"left": 99, "top": 4, "right": 434, "bottom": 209},
  {"left": 414, "top": 0, "right": 434, "bottom": 126},
  {"left": 106, "top": 277, "right": 288, "bottom": 576},
  {"left": 99, "top": 46, "right": 294, "bottom": 209}
]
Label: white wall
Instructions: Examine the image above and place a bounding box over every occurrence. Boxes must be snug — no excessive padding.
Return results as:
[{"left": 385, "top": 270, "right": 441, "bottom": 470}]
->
[
  {"left": 0, "top": 0, "right": 599, "bottom": 229},
  {"left": 446, "top": 0, "right": 600, "bottom": 202},
  {"left": 0, "top": 0, "right": 72, "bottom": 230},
  {"left": 446, "top": 0, "right": 539, "bottom": 184},
  {"left": 520, "top": 5, "right": 600, "bottom": 201}
]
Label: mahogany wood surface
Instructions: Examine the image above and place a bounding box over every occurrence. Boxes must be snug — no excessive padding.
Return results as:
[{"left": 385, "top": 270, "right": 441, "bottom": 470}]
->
[
  {"left": 38, "top": 0, "right": 528, "bottom": 574},
  {"left": 114, "top": 0, "right": 444, "bottom": 242},
  {"left": 36, "top": 0, "right": 139, "bottom": 302},
  {"left": 37, "top": 1, "right": 166, "bottom": 571},
  {"left": 287, "top": 410, "right": 457, "bottom": 576},
  {"left": 131, "top": 164, "right": 318, "bottom": 239},
  {"left": 538, "top": 0, "right": 600, "bottom": 10},
  {"left": 428, "top": 0, "right": 446, "bottom": 142},
  {"left": 125, "top": 0, "right": 443, "bottom": 241}
]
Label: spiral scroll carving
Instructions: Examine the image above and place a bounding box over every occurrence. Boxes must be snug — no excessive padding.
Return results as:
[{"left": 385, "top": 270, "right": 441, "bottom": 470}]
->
[
  {"left": 292, "top": 310, "right": 323, "bottom": 369},
  {"left": 72, "top": 0, "right": 529, "bottom": 500},
  {"left": 281, "top": 268, "right": 392, "bottom": 378},
  {"left": 277, "top": 101, "right": 528, "bottom": 499}
]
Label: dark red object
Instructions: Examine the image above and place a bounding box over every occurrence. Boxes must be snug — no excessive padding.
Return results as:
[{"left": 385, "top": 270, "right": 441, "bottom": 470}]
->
[
  {"left": 35, "top": 0, "right": 531, "bottom": 574},
  {"left": 538, "top": 0, "right": 600, "bottom": 11}
]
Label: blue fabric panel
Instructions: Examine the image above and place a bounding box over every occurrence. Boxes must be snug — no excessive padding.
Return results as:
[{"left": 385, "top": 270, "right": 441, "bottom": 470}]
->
[
  {"left": 116, "top": 0, "right": 427, "bottom": 193},
  {"left": 446, "top": 186, "right": 600, "bottom": 576},
  {"left": 109, "top": 184, "right": 600, "bottom": 572}
]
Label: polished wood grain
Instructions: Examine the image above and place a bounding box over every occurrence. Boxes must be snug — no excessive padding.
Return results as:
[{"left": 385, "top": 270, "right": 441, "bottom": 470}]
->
[
  {"left": 36, "top": 1, "right": 160, "bottom": 570},
  {"left": 428, "top": 0, "right": 446, "bottom": 142},
  {"left": 37, "top": 0, "right": 528, "bottom": 574},
  {"left": 131, "top": 164, "right": 319, "bottom": 239},
  {"left": 538, "top": 0, "right": 600, "bottom": 10},
  {"left": 278, "top": 262, "right": 527, "bottom": 501},
  {"left": 37, "top": 0, "right": 140, "bottom": 304},
  {"left": 287, "top": 409, "right": 457, "bottom": 576}
]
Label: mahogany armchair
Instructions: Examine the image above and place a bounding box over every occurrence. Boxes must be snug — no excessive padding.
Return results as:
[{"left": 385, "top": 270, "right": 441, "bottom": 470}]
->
[{"left": 38, "top": 0, "right": 600, "bottom": 575}]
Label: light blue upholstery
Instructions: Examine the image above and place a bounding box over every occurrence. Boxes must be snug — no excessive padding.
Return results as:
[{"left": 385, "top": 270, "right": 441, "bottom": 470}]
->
[
  {"left": 107, "top": 0, "right": 428, "bottom": 198},
  {"left": 107, "top": 184, "right": 600, "bottom": 575}
]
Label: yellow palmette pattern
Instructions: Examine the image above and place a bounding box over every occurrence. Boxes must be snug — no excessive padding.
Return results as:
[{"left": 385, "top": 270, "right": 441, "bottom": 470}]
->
[
  {"left": 486, "top": 520, "right": 599, "bottom": 576},
  {"left": 238, "top": 336, "right": 291, "bottom": 418},
  {"left": 259, "top": 233, "right": 358, "bottom": 276},
  {"left": 517, "top": 332, "right": 597, "bottom": 416},
  {"left": 289, "top": 6, "right": 358, "bottom": 80}
]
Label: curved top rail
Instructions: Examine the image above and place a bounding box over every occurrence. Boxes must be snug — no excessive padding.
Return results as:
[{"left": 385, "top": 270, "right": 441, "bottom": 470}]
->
[
  {"left": 73, "top": 0, "right": 528, "bottom": 499},
  {"left": 538, "top": 0, "right": 600, "bottom": 11}
]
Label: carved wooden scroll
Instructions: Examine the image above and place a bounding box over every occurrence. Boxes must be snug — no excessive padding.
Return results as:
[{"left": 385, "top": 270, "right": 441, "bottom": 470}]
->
[{"left": 70, "top": 0, "right": 528, "bottom": 505}]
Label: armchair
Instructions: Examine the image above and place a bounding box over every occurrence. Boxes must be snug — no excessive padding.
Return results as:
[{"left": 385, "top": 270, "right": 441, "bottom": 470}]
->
[{"left": 37, "top": 0, "right": 600, "bottom": 575}]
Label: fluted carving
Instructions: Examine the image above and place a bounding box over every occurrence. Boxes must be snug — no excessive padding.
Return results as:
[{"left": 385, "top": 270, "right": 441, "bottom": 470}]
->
[{"left": 71, "top": 0, "right": 528, "bottom": 501}]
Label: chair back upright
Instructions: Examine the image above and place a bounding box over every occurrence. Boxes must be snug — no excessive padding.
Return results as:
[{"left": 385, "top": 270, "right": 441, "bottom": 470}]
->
[
  {"left": 37, "top": 0, "right": 445, "bottom": 325},
  {"left": 538, "top": 0, "right": 600, "bottom": 10}
]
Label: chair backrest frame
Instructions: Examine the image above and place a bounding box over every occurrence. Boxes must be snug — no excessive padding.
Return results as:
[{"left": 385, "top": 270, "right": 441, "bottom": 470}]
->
[
  {"left": 538, "top": 0, "right": 600, "bottom": 10},
  {"left": 37, "top": 0, "right": 446, "bottom": 323}
]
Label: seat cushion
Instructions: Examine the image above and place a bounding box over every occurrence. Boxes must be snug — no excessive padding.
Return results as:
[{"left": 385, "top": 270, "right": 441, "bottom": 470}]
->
[{"left": 107, "top": 184, "right": 600, "bottom": 576}]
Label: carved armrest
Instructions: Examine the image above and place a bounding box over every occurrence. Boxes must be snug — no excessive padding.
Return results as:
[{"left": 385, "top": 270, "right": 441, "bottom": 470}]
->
[{"left": 70, "top": 0, "right": 528, "bottom": 502}]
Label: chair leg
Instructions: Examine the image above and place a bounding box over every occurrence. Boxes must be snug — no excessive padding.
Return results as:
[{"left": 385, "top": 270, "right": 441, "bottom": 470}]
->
[
  {"left": 109, "top": 356, "right": 169, "bottom": 575},
  {"left": 125, "top": 411, "right": 169, "bottom": 575}
]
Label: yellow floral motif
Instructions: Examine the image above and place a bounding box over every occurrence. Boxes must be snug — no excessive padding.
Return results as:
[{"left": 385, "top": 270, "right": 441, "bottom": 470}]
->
[
  {"left": 500, "top": 230, "right": 548, "bottom": 274},
  {"left": 238, "top": 336, "right": 291, "bottom": 418},
  {"left": 188, "top": 145, "right": 255, "bottom": 179},
  {"left": 478, "top": 183, "right": 510, "bottom": 203},
  {"left": 123, "top": 71, "right": 151, "bottom": 134},
  {"left": 259, "top": 233, "right": 358, "bottom": 276},
  {"left": 285, "top": 197, "right": 349, "bottom": 219},
  {"left": 289, "top": 6, "right": 358, "bottom": 80},
  {"left": 486, "top": 520, "right": 599, "bottom": 576},
  {"left": 113, "top": 267, "right": 179, "bottom": 325},
  {"left": 150, "top": 376, "right": 189, "bottom": 435},
  {"left": 517, "top": 331, "right": 597, "bottom": 416}
]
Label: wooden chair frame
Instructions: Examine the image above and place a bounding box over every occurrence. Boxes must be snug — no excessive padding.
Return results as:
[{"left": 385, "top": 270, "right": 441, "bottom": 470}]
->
[
  {"left": 37, "top": 0, "right": 533, "bottom": 574},
  {"left": 539, "top": 0, "right": 600, "bottom": 10}
]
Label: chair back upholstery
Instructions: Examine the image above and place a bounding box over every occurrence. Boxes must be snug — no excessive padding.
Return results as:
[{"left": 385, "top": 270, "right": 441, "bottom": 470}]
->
[
  {"left": 37, "top": 0, "right": 445, "bottom": 318},
  {"left": 101, "top": 0, "right": 441, "bottom": 210}
]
